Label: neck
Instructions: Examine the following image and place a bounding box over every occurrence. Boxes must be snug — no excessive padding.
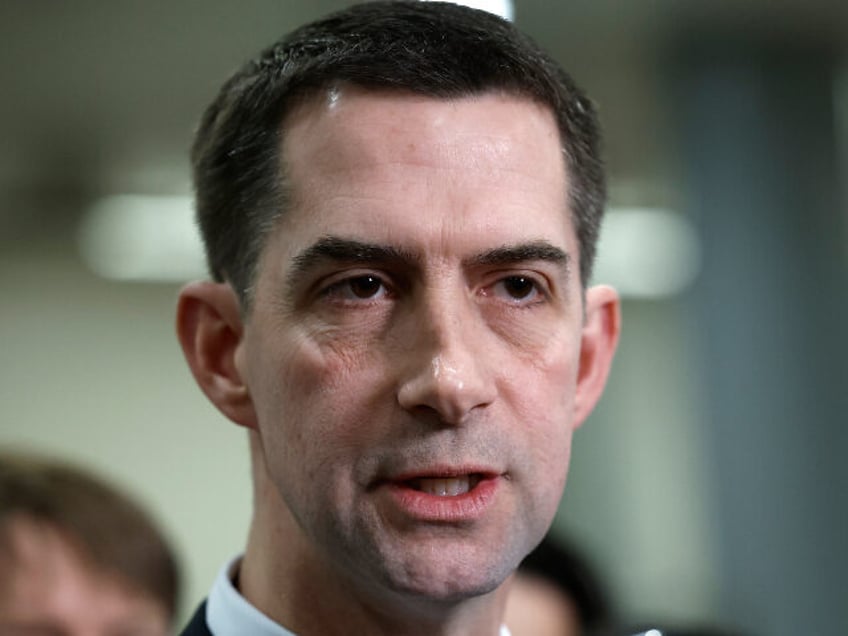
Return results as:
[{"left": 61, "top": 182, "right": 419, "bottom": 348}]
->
[{"left": 240, "top": 434, "right": 511, "bottom": 636}]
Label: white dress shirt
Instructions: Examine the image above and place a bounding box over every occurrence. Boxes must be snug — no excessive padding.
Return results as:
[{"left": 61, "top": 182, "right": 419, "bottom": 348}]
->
[{"left": 207, "top": 557, "right": 296, "bottom": 636}]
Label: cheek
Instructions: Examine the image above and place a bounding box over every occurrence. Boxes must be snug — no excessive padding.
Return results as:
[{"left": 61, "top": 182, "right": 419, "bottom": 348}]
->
[
  {"left": 284, "top": 322, "right": 384, "bottom": 392},
  {"left": 486, "top": 306, "right": 574, "bottom": 355},
  {"left": 508, "top": 334, "right": 580, "bottom": 422},
  {"left": 262, "top": 334, "right": 398, "bottom": 526},
  {"left": 248, "top": 337, "right": 361, "bottom": 516},
  {"left": 256, "top": 330, "right": 391, "bottom": 460},
  {"left": 503, "top": 338, "right": 579, "bottom": 492}
]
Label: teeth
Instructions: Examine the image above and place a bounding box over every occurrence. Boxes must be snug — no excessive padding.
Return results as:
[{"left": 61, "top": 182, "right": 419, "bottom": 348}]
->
[{"left": 411, "top": 475, "right": 480, "bottom": 496}]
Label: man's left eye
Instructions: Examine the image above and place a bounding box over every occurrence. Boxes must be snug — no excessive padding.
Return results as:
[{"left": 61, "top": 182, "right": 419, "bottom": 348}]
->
[{"left": 348, "top": 275, "right": 384, "bottom": 299}]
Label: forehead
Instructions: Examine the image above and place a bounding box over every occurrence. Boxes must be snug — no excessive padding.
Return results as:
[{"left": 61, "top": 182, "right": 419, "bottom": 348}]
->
[
  {"left": 274, "top": 88, "right": 573, "bottom": 257},
  {"left": 0, "top": 517, "right": 92, "bottom": 601},
  {"left": 284, "top": 86, "right": 563, "bottom": 162},
  {"left": 0, "top": 516, "right": 167, "bottom": 630}
]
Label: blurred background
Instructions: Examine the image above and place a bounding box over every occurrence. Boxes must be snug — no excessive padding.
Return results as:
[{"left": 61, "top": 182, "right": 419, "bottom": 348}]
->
[{"left": 1, "top": 1, "right": 846, "bottom": 634}]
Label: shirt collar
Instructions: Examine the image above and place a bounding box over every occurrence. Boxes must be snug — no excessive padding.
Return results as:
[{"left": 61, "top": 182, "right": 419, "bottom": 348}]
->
[{"left": 206, "top": 556, "right": 296, "bottom": 636}]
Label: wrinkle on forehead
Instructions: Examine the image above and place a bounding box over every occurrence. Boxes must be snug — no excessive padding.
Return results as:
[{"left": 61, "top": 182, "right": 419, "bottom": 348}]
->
[{"left": 283, "top": 87, "right": 565, "bottom": 185}]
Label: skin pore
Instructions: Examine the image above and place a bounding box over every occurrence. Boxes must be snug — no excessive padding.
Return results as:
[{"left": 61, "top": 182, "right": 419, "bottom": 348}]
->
[{"left": 177, "top": 88, "right": 620, "bottom": 636}]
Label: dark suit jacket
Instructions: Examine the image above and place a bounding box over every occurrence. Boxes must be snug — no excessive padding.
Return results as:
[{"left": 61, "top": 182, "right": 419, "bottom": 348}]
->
[{"left": 180, "top": 601, "right": 213, "bottom": 636}]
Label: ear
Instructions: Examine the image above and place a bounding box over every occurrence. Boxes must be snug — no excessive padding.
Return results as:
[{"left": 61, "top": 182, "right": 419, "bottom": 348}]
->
[
  {"left": 176, "top": 281, "right": 257, "bottom": 429},
  {"left": 573, "top": 284, "right": 621, "bottom": 428}
]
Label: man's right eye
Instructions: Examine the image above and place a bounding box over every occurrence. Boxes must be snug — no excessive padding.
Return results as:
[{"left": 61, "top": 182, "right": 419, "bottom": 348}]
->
[{"left": 324, "top": 274, "right": 389, "bottom": 302}]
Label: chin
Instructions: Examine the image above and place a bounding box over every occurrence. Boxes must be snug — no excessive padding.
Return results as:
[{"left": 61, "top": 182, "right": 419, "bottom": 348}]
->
[
  {"left": 374, "top": 547, "right": 516, "bottom": 605},
  {"left": 408, "top": 574, "right": 501, "bottom": 603}
]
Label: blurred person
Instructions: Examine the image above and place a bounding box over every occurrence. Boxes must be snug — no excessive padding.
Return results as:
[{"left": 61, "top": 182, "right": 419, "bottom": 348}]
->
[
  {"left": 0, "top": 450, "right": 180, "bottom": 636},
  {"left": 176, "top": 1, "right": 620, "bottom": 635},
  {"left": 505, "top": 540, "right": 749, "bottom": 636},
  {"left": 505, "top": 534, "right": 614, "bottom": 636}
]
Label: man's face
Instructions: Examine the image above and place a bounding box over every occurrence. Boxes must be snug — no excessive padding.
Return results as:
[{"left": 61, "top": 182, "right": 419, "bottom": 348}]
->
[
  {"left": 0, "top": 517, "right": 169, "bottom": 636},
  {"left": 237, "top": 89, "right": 598, "bottom": 601}
]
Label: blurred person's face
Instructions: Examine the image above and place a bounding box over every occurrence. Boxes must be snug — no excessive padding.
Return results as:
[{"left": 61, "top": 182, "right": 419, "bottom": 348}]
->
[
  {"left": 505, "top": 572, "right": 581, "bottom": 636},
  {"left": 180, "top": 89, "right": 619, "bottom": 611},
  {"left": 0, "top": 516, "right": 170, "bottom": 636}
]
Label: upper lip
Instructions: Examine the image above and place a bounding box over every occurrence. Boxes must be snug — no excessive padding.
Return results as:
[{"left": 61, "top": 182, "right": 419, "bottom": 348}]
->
[{"left": 377, "top": 465, "right": 502, "bottom": 484}]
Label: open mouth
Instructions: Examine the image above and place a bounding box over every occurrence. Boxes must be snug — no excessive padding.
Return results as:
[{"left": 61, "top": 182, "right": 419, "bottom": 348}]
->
[
  {"left": 404, "top": 474, "right": 484, "bottom": 496},
  {"left": 379, "top": 470, "right": 500, "bottom": 521}
]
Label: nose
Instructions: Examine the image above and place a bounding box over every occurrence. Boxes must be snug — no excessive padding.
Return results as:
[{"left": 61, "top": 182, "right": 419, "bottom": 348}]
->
[{"left": 396, "top": 291, "right": 496, "bottom": 425}]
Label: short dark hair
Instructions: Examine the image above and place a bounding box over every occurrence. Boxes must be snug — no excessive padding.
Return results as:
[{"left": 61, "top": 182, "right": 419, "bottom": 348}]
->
[
  {"left": 0, "top": 451, "right": 180, "bottom": 621},
  {"left": 193, "top": 0, "right": 605, "bottom": 307}
]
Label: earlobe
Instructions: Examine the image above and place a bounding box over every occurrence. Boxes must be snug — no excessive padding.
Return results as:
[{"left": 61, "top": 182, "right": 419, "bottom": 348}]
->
[
  {"left": 176, "top": 281, "right": 258, "bottom": 429},
  {"left": 573, "top": 284, "right": 621, "bottom": 428}
]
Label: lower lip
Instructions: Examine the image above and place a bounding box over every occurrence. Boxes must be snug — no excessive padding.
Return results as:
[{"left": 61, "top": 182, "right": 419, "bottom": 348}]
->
[{"left": 380, "top": 476, "right": 500, "bottom": 523}]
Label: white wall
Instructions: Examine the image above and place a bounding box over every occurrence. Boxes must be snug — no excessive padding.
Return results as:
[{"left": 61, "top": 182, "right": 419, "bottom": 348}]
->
[{"left": 0, "top": 239, "right": 252, "bottom": 623}]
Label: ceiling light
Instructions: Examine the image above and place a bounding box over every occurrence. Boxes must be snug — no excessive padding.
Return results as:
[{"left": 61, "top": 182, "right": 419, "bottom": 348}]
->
[
  {"left": 421, "top": 0, "right": 514, "bottom": 21},
  {"left": 593, "top": 207, "right": 702, "bottom": 299},
  {"left": 78, "top": 194, "right": 205, "bottom": 282}
]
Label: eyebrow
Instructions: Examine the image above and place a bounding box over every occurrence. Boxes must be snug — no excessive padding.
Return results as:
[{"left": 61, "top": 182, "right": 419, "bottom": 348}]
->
[
  {"left": 467, "top": 241, "right": 570, "bottom": 273},
  {"left": 286, "top": 235, "right": 570, "bottom": 292},
  {"left": 287, "top": 236, "right": 416, "bottom": 291}
]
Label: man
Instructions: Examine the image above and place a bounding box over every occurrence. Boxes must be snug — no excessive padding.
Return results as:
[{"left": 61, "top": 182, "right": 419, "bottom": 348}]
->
[
  {"left": 0, "top": 451, "right": 180, "bottom": 636},
  {"left": 176, "top": 1, "right": 620, "bottom": 635}
]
